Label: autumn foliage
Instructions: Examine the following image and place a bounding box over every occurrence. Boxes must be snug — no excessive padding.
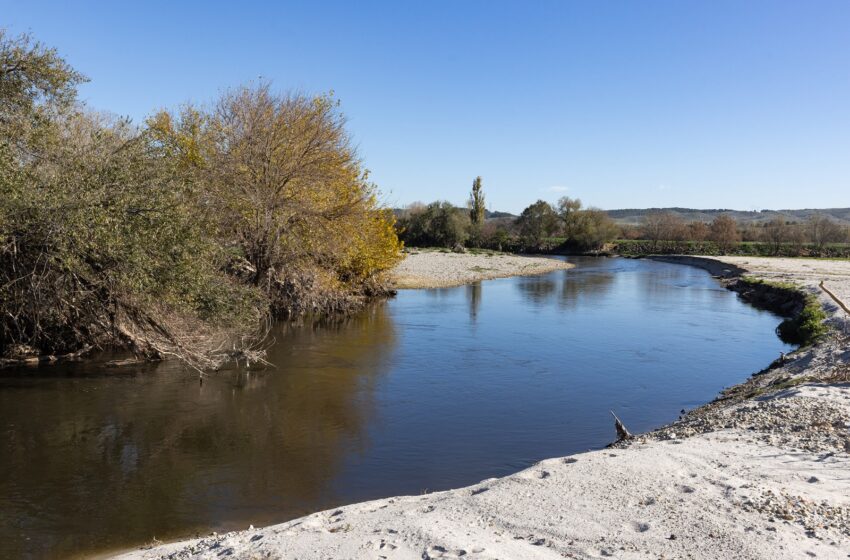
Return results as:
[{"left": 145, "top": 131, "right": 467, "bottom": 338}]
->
[{"left": 148, "top": 84, "right": 402, "bottom": 316}]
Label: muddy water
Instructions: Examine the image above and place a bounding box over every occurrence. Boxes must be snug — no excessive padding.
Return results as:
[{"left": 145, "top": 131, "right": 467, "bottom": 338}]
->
[{"left": 0, "top": 257, "right": 792, "bottom": 559}]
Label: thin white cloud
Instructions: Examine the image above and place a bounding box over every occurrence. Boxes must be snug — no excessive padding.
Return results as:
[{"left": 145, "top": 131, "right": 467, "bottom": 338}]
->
[{"left": 545, "top": 185, "right": 570, "bottom": 193}]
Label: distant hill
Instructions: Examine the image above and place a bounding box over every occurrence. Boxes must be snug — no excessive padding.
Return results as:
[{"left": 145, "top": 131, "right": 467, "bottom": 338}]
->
[
  {"left": 485, "top": 209, "right": 517, "bottom": 219},
  {"left": 604, "top": 208, "right": 850, "bottom": 226}
]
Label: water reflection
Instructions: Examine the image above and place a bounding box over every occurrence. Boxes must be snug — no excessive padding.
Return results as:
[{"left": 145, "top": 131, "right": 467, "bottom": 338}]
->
[
  {"left": 514, "top": 266, "right": 616, "bottom": 310},
  {"left": 558, "top": 271, "right": 616, "bottom": 309},
  {"left": 467, "top": 282, "right": 481, "bottom": 323},
  {"left": 0, "top": 304, "right": 396, "bottom": 559},
  {"left": 514, "top": 274, "right": 558, "bottom": 305}
]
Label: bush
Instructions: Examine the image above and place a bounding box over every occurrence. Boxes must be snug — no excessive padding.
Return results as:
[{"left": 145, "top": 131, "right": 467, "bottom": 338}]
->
[
  {"left": 1, "top": 31, "right": 401, "bottom": 368},
  {"left": 777, "top": 296, "right": 828, "bottom": 346},
  {"left": 0, "top": 31, "right": 267, "bottom": 368},
  {"left": 396, "top": 201, "right": 470, "bottom": 248},
  {"left": 149, "top": 85, "right": 403, "bottom": 317},
  {"left": 1, "top": 111, "right": 261, "bottom": 367}
]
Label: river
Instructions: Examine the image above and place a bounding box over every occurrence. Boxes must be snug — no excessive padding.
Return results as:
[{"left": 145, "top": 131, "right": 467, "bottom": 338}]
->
[{"left": 0, "top": 257, "right": 792, "bottom": 559}]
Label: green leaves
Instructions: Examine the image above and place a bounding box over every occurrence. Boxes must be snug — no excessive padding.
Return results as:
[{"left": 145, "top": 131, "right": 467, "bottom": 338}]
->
[
  {"left": 398, "top": 201, "right": 471, "bottom": 248},
  {"left": 154, "top": 84, "right": 402, "bottom": 313},
  {"left": 1, "top": 31, "right": 400, "bottom": 363},
  {"left": 0, "top": 33, "right": 259, "bottom": 360}
]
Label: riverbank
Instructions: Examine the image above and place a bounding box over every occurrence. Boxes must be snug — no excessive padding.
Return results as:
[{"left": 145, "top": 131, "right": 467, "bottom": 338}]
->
[
  {"left": 389, "top": 250, "right": 574, "bottom": 289},
  {"left": 113, "top": 256, "right": 850, "bottom": 560}
]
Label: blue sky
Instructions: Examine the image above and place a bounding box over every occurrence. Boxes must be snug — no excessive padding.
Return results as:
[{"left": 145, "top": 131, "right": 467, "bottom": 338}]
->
[{"left": 4, "top": 1, "right": 849, "bottom": 213}]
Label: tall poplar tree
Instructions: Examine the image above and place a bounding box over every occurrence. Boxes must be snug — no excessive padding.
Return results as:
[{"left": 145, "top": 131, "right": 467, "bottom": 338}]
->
[
  {"left": 468, "top": 176, "right": 485, "bottom": 246},
  {"left": 469, "top": 176, "right": 485, "bottom": 225}
]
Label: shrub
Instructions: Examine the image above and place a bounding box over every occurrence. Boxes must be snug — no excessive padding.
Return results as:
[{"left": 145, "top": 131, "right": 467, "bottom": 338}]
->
[
  {"left": 777, "top": 295, "right": 828, "bottom": 346},
  {"left": 396, "top": 201, "right": 470, "bottom": 248},
  {"left": 148, "top": 84, "right": 403, "bottom": 318},
  {"left": 1, "top": 31, "right": 401, "bottom": 368}
]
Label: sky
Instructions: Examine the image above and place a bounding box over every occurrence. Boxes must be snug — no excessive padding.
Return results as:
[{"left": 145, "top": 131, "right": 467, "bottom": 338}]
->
[{"left": 3, "top": 1, "right": 849, "bottom": 214}]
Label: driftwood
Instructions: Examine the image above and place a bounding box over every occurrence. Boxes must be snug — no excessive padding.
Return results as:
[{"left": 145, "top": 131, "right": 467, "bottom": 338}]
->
[
  {"left": 0, "top": 344, "right": 93, "bottom": 369},
  {"left": 610, "top": 410, "right": 633, "bottom": 442}
]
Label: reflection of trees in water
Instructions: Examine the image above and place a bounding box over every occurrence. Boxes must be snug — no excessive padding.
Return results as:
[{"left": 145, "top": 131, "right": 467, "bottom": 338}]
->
[
  {"left": 558, "top": 272, "right": 616, "bottom": 309},
  {"left": 466, "top": 282, "right": 481, "bottom": 323},
  {"left": 0, "top": 304, "right": 396, "bottom": 559},
  {"left": 633, "top": 265, "right": 684, "bottom": 304},
  {"left": 425, "top": 287, "right": 460, "bottom": 299},
  {"left": 515, "top": 270, "right": 615, "bottom": 309},
  {"left": 515, "top": 274, "right": 559, "bottom": 304}
]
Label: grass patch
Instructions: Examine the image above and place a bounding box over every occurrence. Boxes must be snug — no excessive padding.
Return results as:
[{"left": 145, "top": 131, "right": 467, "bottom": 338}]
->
[
  {"left": 742, "top": 375, "right": 814, "bottom": 399},
  {"left": 739, "top": 276, "right": 828, "bottom": 346},
  {"left": 777, "top": 295, "right": 828, "bottom": 346},
  {"left": 769, "top": 375, "right": 814, "bottom": 391},
  {"left": 739, "top": 275, "right": 798, "bottom": 291}
]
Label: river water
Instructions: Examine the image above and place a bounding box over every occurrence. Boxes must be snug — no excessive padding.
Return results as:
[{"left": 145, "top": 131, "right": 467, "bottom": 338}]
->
[{"left": 0, "top": 257, "right": 792, "bottom": 559}]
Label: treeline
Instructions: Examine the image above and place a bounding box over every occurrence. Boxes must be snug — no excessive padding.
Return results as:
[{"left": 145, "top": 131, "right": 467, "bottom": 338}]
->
[
  {"left": 617, "top": 211, "right": 850, "bottom": 257},
  {"left": 397, "top": 182, "right": 619, "bottom": 252},
  {"left": 397, "top": 182, "right": 850, "bottom": 258},
  {"left": 0, "top": 31, "right": 402, "bottom": 368}
]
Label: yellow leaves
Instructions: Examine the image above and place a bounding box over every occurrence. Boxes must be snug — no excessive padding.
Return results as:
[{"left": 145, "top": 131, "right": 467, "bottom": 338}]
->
[
  {"left": 145, "top": 84, "right": 403, "bottom": 308},
  {"left": 338, "top": 208, "right": 403, "bottom": 282},
  {"left": 146, "top": 111, "right": 173, "bottom": 135},
  {"left": 145, "top": 107, "right": 207, "bottom": 171}
]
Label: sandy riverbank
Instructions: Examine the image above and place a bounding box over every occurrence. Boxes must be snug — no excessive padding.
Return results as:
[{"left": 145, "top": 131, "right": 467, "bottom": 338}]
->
[
  {"left": 389, "top": 250, "right": 573, "bottom": 289},
  {"left": 114, "top": 256, "right": 850, "bottom": 560}
]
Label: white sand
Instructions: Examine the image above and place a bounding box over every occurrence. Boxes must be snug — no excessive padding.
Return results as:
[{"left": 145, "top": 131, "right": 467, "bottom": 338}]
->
[
  {"left": 389, "top": 251, "right": 573, "bottom": 289},
  {"left": 114, "top": 256, "right": 850, "bottom": 560},
  {"left": 717, "top": 256, "right": 850, "bottom": 315}
]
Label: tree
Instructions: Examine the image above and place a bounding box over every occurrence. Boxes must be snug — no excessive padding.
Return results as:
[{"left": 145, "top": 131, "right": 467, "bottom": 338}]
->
[
  {"left": 570, "top": 208, "right": 620, "bottom": 251},
  {"left": 468, "top": 176, "right": 485, "bottom": 246},
  {"left": 664, "top": 214, "right": 688, "bottom": 246},
  {"left": 0, "top": 30, "right": 260, "bottom": 367},
  {"left": 557, "top": 197, "right": 583, "bottom": 239},
  {"left": 642, "top": 212, "right": 665, "bottom": 248},
  {"left": 469, "top": 176, "right": 485, "bottom": 225},
  {"left": 427, "top": 202, "right": 470, "bottom": 247},
  {"left": 149, "top": 84, "right": 402, "bottom": 315},
  {"left": 709, "top": 215, "right": 740, "bottom": 253},
  {"left": 554, "top": 198, "right": 619, "bottom": 251},
  {"left": 762, "top": 217, "right": 790, "bottom": 254},
  {"left": 516, "top": 200, "right": 558, "bottom": 249},
  {"left": 642, "top": 211, "right": 686, "bottom": 249},
  {"left": 397, "top": 201, "right": 470, "bottom": 248},
  {"left": 689, "top": 221, "right": 710, "bottom": 242},
  {"left": 807, "top": 214, "right": 845, "bottom": 248},
  {"left": 0, "top": 30, "right": 85, "bottom": 140},
  {"left": 1, "top": 30, "right": 402, "bottom": 368},
  {"left": 787, "top": 223, "right": 807, "bottom": 254}
]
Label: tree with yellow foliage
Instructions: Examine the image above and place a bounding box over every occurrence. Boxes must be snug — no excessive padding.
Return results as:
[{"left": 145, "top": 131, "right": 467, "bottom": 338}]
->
[{"left": 149, "top": 83, "right": 402, "bottom": 316}]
